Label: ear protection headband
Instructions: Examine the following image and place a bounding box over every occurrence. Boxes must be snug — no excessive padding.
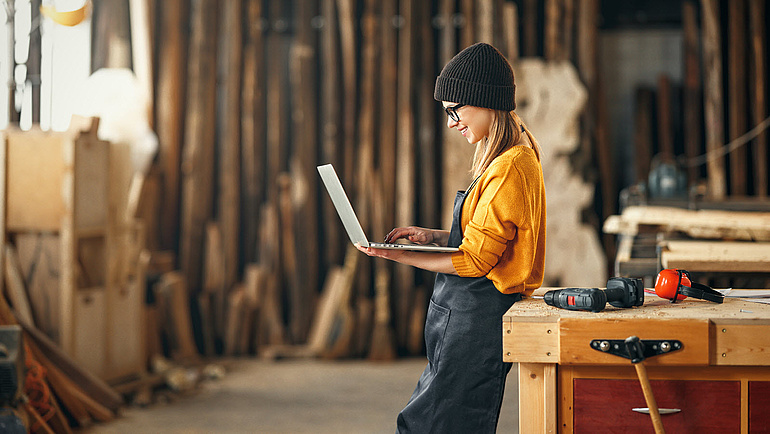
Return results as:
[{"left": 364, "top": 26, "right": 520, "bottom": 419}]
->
[{"left": 655, "top": 269, "right": 724, "bottom": 303}]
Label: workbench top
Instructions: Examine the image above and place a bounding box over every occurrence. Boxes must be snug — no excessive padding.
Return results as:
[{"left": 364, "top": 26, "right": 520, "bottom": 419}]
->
[
  {"left": 504, "top": 287, "right": 770, "bottom": 321},
  {"left": 502, "top": 288, "right": 770, "bottom": 367}
]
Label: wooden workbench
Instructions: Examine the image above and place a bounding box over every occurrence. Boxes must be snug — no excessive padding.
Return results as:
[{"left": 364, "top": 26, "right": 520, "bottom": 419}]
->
[{"left": 503, "top": 288, "right": 770, "bottom": 433}]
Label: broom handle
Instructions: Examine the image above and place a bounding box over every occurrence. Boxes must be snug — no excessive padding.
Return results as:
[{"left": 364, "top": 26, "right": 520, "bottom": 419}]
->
[{"left": 634, "top": 362, "right": 666, "bottom": 434}]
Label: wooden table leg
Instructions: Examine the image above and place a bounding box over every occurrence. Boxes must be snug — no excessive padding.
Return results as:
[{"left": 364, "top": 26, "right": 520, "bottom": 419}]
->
[{"left": 518, "top": 363, "right": 558, "bottom": 433}]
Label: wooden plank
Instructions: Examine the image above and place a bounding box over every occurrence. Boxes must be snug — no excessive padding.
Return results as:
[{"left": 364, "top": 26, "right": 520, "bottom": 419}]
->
[
  {"left": 682, "top": 0, "right": 702, "bottom": 186},
  {"left": 223, "top": 286, "right": 245, "bottom": 356},
  {"left": 240, "top": 0, "right": 266, "bottom": 264},
  {"left": 417, "top": 0, "right": 438, "bottom": 232},
  {"left": 6, "top": 128, "right": 69, "bottom": 231},
  {"left": 659, "top": 240, "right": 770, "bottom": 273},
  {"left": 701, "top": 0, "right": 727, "bottom": 199},
  {"left": 749, "top": 0, "right": 768, "bottom": 197},
  {"left": 559, "top": 318, "right": 710, "bottom": 366},
  {"left": 545, "top": 0, "right": 560, "bottom": 61},
  {"left": 180, "top": 0, "right": 218, "bottom": 292},
  {"left": 277, "top": 174, "right": 302, "bottom": 343},
  {"left": 728, "top": 0, "right": 748, "bottom": 195},
  {"left": 368, "top": 172, "right": 396, "bottom": 361},
  {"left": 218, "top": 0, "right": 242, "bottom": 291},
  {"left": 155, "top": 0, "right": 187, "bottom": 250},
  {"left": 129, "top": 0, "right": 154, "bottom": 120},
  {"left": 603, "top": 206, "right": 770, "bottom": 241},
  {"left": 155, "top": 271, "right": 198, "bottom": 361}
]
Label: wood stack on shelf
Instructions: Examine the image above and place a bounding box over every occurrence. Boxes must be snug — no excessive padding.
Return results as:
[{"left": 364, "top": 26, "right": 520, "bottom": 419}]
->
[{"left": 2, "top": 117, "right": 147, "bottom": 383}]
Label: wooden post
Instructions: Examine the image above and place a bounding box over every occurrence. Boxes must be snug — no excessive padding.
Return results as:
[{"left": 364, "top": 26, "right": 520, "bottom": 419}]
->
[
  {"left": 728, "top": 0, "right": 748, "bottom": 195},
  {"left": 701, "top": 0, "right": 727, "bottom": 199},
  {"left": 180, "top": 0, "right": 219, "bottom": 291},
  {"left": 219, "top": 0, "right": 242, "bottom": 291},
  {"left": 749, "top": 0, "right": 767, "bottom": 197},
  {"left": 683, "top": 1, "right": 702, "bottom": 186}
]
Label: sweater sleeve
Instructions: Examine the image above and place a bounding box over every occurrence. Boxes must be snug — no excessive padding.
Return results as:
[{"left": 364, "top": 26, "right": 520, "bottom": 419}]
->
[{"left": 451, "top": 157, "right": 530, "bottom": 277}]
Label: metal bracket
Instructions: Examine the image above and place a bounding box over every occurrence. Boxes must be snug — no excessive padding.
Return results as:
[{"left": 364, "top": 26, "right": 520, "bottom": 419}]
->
[{"left": 590, "top": 338, "right": 683, "bottom": 362}]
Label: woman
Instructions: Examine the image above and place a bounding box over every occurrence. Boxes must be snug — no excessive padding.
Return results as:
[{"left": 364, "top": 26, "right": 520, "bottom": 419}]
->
[{"left": 358, "top": 42, "right": 546, "bottom": 433}]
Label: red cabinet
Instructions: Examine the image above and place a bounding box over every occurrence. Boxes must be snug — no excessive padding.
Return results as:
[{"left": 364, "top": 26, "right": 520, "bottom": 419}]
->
[{"left": 573, "top": 379, "right": 740, "bottom": 433}]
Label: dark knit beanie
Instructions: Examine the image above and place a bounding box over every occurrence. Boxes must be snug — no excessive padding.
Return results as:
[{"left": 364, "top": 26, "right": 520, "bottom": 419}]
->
[{"left": 434, "top": 42, "right": 516, "bottom": 111}]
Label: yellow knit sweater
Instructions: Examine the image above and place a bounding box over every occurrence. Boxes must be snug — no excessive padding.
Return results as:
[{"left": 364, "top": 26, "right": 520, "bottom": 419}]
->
[{"left": 451, "top": 145, "right": 546, "bottom": 295}]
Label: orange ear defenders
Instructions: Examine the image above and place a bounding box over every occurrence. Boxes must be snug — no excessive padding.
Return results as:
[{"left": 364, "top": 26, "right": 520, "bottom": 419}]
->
[{"left": 654, "top": 269, "right": 724, "bottom": 303}]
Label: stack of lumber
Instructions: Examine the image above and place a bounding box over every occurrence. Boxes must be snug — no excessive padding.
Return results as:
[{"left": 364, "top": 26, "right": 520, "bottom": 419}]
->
[{"left": 604, "top": 205, "right": 770, "bottom": 287}]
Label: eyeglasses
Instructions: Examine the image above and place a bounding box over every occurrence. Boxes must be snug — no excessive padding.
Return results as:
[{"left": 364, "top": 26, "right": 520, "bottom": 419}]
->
[{"left": 444, "top": 103, "right": 466, "bottom": 122}]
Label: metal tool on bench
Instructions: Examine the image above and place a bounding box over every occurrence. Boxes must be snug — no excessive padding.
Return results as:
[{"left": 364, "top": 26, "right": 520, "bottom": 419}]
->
[
  {"left": 543, "top": 277, "right": 644, "bottom": 312},
  {"left": 591, "top": 335, "right": 684, "bottom": 434}
]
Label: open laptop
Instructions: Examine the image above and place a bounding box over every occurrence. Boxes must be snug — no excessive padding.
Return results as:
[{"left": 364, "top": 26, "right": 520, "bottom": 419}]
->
[{"left": 317, "top": 164, "right": 459, "bottom": 252}]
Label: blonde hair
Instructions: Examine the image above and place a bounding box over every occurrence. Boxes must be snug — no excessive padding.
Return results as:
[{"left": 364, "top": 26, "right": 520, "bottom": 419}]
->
[{"left": 470, "top": 110, "right": 541, "bottom": 178}]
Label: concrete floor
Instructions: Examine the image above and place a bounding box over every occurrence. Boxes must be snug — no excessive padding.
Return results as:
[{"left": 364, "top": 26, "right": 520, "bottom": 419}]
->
[{"left": 80, "top": 358, "right": 519, "bottom": 433}]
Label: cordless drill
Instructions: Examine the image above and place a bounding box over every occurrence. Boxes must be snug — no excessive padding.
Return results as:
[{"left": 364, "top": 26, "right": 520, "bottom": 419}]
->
[{"left": 543, "top": 277, "right": 644, "bottom": 312}]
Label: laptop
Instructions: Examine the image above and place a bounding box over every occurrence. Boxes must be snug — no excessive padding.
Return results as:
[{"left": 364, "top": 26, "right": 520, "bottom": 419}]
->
[{"left": 317, "top": 164, "right": 459, "bottom": 253}]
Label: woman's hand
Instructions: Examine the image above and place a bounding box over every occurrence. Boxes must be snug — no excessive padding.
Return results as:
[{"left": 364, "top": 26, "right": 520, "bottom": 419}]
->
[{"left": 384, "top": 226, "right": 449, "bottom": 246}]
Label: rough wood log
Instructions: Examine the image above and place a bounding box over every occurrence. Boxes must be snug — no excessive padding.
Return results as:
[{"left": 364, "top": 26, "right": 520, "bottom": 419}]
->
[
  {"left": 240, "top": 0, "right": 266, "bottom": 264},
  {"left": 701, "top": 0, "right": 727, "bottom": 198},
  {"left": 180, "top": 0, "right": 218, "bottom": 291},
  {"left": 749, "top": 0, "right": 767, "bottom": 197},
  {"left": 218, "top": 0, "right": 242, "bottom": 291},
  {"left": 155, "top": 0, "right": 187, "bottom": 251}
]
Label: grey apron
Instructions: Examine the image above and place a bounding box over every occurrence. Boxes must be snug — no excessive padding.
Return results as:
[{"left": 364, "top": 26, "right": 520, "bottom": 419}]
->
[{"left": 396, "top": 182, "right": 522, "bottom": 434}]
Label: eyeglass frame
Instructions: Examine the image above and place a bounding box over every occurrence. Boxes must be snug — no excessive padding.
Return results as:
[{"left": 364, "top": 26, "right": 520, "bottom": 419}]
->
[{"left": 444, "top": 103, "right": 466, "bottom": 122}]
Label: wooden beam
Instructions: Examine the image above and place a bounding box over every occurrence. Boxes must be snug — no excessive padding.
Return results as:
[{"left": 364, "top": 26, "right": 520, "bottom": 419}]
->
[{"left": 701, "top": 0, "right": 727, "bottom": 199}]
